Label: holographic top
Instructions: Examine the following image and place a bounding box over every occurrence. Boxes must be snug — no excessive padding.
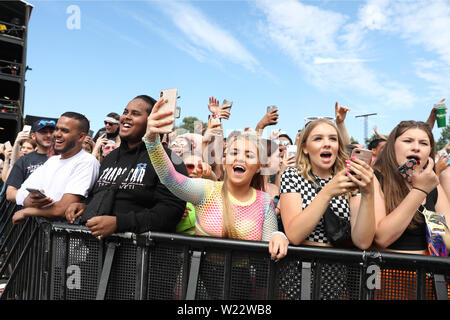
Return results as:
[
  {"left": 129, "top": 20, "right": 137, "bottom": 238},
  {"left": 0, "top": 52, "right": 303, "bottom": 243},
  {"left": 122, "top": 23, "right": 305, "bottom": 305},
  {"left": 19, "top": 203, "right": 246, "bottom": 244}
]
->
[{"left": 144, "top": 137, "right": 278, "bottom": 241}]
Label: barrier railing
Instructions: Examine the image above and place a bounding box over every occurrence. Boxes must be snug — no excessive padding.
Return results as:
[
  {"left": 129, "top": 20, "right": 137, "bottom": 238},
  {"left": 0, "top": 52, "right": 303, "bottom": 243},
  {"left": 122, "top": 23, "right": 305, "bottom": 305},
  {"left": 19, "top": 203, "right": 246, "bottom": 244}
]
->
[{"left": 0, "top": 199, "right": 449, "bottom": 300}]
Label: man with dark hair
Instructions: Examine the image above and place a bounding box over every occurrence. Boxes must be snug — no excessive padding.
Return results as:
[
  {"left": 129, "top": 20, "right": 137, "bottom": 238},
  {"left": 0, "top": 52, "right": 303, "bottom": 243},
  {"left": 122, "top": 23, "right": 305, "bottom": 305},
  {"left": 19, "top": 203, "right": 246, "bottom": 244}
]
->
[
  {"left": 12, "top": 112, "right": 100, "bottom": 224},
  {"left": 93, "top": 112, "right": 121, "bottom": 144},
  {"left": 368, "top": 137, "right": 387, "bottom": 166},
  {"left": 5, "top": 119, "right": 55, "bottom": 202},
  {"left": 65, "top": 95, "right": 187, "bottom": 238}
]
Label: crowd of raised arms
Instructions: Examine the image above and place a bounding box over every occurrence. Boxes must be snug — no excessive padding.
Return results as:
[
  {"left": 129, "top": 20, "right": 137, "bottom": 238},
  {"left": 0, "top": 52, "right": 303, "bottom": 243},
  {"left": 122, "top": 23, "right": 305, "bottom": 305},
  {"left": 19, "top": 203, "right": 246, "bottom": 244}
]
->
[{"left": 0, "top": 95, "right": 449, "bottom": 263}]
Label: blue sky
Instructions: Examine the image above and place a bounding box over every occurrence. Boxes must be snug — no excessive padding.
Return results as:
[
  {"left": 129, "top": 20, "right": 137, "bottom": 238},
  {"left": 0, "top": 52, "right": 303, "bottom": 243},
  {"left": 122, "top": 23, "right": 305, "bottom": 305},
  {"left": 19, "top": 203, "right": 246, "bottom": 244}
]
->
[{"left": 23, "top": 0, "right": 450, "bottom": 145}]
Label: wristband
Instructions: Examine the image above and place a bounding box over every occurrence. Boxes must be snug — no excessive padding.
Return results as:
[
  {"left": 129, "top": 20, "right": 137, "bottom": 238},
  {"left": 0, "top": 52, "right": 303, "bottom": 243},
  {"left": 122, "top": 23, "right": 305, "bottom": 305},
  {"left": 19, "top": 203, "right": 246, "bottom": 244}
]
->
[
  {"left": 412, "top": 187, "right": 428, "bottom": 196},
  {"left": 271, "top": 231, "right": 288, "bottom": 241}
]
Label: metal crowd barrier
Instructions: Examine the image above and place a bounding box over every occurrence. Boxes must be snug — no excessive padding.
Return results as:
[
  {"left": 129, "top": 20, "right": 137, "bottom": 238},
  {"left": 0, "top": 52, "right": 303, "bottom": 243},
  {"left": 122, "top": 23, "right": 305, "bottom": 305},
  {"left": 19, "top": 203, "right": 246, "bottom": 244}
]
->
[{"left": 0, "top": 198, "right": 449, "bottom": 300}]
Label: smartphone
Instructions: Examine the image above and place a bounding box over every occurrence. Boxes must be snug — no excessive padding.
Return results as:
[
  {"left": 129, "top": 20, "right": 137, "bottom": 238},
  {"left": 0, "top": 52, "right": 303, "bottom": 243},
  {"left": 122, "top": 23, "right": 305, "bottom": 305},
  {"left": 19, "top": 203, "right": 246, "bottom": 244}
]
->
[
  {"left": 267, "top": 105, "right": 278, "bottom": 113},
  {"left": 351, "top": 148, "right": 372, "bottom": 165},
  {"left": 23, "top": 125, "right": 31, "bottom": 133},
  {"left": 26, "top": 188, "right": 46, "bottom": 198},
  {"left": 87, "top": 129, "right": 94, "bottom": 137},
  {"left": 210, "top": 113, "right": 221, "bottom": 126},
  {"left": 4, "top": 141, "right": 11, "bottom": 149},
  {"left": 222, "top": 99, "right": 233, "bottom": 110},
  {"left": 286, "top": 145, "right": 298, "bottom": 159},
  {"left": 398, "top": 158, "right": 418, "bottom": 183},
  {"left": 159, "top": 88, "right": 178, "bottom": 132}
]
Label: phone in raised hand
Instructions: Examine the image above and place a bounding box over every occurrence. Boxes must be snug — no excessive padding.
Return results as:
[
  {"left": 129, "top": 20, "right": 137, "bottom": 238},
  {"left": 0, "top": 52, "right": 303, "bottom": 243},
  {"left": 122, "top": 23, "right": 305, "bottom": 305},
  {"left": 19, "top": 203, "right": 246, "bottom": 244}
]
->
[
  {"left": 23, "top": 125, "right": 31, "bottom": 133},
  {"left": 286, "top": 145, "right": 298, "bottom": 167},
  {"left": 222, "top": 99, "right": 233, "bottom": 110},
  {"left": 159, "top": 88, "right": 178, "bottom": 132},
  {"left": 398, "top": 158, "right": 419, "bottom": 183}
]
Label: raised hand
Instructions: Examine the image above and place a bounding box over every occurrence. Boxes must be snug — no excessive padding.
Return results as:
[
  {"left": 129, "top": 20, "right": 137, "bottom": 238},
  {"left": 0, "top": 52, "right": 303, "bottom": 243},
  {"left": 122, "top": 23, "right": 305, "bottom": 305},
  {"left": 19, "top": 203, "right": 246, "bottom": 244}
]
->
[
  {"left": 145, "top": 98, "right": 175, "bottom": 142},
  {"left": 435, "top": 153, "right": 450, "bottom": 177},
  {"left": 335, "top": 101, "right": 350, "bottom": 124},
  {"left": 411, "top": 157, "right": 439, "bottom": 194},
  {"left": 256, "top": 108, "right": 279, "bottom": 131},
  {"left": 208, "top": 96, "right": 220, "bottom": 114}
]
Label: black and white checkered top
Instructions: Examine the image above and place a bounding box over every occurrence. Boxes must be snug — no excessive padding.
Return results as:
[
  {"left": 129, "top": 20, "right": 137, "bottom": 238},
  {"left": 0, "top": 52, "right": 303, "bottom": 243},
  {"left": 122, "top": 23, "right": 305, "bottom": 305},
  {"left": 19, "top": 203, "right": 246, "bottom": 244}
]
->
[{"left": 279, "top": 167, "right": 351, "bottom": 244}]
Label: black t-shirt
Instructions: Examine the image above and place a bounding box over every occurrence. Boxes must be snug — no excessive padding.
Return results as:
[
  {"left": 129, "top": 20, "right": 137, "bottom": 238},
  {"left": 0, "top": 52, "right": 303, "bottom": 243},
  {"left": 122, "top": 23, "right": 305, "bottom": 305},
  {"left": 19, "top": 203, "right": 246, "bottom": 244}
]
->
[
  {"left": 81, "top": 141, "right": 188, "bottom": 234},
  {"left": 6, "top": 151, "right": 48, "bottom": 189}
]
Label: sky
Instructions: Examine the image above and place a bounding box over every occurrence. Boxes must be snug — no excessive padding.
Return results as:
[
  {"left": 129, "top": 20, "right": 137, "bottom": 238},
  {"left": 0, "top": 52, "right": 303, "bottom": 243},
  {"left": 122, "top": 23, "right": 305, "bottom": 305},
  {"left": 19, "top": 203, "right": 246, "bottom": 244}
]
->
[{"left": 21, "top": 0, "right": 450, "bottom": 145}]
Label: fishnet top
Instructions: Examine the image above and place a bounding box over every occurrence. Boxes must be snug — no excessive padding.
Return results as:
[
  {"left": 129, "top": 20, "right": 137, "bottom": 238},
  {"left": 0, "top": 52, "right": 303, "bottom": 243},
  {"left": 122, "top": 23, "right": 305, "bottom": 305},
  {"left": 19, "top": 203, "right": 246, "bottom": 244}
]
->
[{"left": 144, "top": 138, "right": 278, "bottom": 241}]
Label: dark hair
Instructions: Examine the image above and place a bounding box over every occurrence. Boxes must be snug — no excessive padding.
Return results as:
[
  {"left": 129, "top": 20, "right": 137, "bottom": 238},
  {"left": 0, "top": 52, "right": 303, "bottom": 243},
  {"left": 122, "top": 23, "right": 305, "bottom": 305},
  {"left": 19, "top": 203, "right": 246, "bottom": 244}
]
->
[
  {"left": 133, "top": 95, "right": 157, "bottom": 114},
  {"left": 279, "top": 133, "right": 293, "bottom": 145},
  {"left": 106, "top": 112, "right": 120, "bottom": 121},
  {"left": 373, "top": 120, "right": 435, "bottom": 229},
  {"left": 60, "top": 112, "right": 90, "bottom": 134},
  {"left": 368, "top": 138, "right": 386, "bottom": 150}
]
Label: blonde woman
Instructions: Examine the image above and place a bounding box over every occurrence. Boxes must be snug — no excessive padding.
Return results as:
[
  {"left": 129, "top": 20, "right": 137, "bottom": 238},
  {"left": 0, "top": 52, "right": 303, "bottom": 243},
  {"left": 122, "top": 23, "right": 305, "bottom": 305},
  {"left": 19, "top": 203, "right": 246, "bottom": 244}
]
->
[
  {"left": 278, "top": 118, "right": 375, "bottom": 300},
  {"left": 143, "top": 98, "right": 288, "bottom": 299},
  {"left": 279, "top": 119, "right": 375, "bottom": 248}
]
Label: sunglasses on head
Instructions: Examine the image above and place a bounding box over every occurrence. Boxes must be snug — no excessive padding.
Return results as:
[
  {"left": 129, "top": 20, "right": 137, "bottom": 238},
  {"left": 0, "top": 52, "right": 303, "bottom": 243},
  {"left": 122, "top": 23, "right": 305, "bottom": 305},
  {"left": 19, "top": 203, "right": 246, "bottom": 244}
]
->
[
  {"left": 40, "top": 120, "right": 56, "bottom": 126},
  {"left": 304, "top": 116, "right": 335, "bottom": 128}
]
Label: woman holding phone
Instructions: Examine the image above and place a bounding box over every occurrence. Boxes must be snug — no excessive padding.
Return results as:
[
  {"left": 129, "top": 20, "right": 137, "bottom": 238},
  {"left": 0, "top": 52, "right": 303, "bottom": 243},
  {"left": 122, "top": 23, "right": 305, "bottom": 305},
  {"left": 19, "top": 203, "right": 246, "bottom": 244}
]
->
[
  {"left": 372, "top": 121, "right": 450, "bottom": 253},
  {"left": 371, "top": 121, "right": 450, "bottom": 299},
  {"left": 143, "top": 98, "right": 288, "bottom": 256},
  {"left": 143, "top": 98, "right": 288, "bottom": 299},
  {"left": 278, "top": 118, "right": 375, "bottom": 300},
  {"left": 279, "top": 118, "right": 375, "bottom": 249}
]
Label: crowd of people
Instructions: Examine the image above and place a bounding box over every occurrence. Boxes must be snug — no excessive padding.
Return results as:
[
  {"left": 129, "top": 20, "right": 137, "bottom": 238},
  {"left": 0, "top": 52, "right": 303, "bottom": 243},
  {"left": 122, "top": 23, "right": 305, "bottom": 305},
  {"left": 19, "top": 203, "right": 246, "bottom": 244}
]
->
[{"left": 0, "top": 94, "right": 449, "bottom": 267}]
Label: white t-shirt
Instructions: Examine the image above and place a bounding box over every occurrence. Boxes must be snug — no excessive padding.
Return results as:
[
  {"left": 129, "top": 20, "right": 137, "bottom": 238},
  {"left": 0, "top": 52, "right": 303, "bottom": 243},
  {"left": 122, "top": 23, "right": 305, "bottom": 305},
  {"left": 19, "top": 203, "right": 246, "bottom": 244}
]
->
[{"left": 16, "top": 149, "right": 100, "bottom": 206}]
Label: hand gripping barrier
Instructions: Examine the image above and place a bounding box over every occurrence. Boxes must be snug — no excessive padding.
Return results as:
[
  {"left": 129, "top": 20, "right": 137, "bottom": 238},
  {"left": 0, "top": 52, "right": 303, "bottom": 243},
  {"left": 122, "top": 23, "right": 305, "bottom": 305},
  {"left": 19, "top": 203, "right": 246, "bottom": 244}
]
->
[{"left": 0, "top": 198, "right": 449, "bottom": 300}]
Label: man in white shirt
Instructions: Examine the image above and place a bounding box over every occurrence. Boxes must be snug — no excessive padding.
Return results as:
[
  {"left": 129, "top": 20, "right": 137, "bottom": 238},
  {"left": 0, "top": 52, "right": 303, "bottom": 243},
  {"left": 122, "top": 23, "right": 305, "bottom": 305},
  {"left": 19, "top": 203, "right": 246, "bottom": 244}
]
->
[{"left": 12, "top": 112, "right": 100, "bottom": 224}]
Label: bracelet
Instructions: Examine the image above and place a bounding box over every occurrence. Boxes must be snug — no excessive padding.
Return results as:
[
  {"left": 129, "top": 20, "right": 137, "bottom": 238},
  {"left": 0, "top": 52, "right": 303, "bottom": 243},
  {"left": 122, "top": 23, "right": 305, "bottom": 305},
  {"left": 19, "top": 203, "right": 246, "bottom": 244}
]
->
[
  {"left": 412, "top": 187, "right": 428, "bottom": 196},
  {"left": 271, "top": 231, "right": 288, "bottom": 241}
]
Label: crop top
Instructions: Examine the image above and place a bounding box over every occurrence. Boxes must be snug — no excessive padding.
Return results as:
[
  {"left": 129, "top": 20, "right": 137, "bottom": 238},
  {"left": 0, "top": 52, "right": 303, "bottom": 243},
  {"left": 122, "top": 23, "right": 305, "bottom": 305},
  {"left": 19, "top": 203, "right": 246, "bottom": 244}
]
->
[
  {"left": 144, "top": 137, "right": 278, "bottom": 241},
  {"left": 374, "top": 170, "right": 437, "bottom": 251}
]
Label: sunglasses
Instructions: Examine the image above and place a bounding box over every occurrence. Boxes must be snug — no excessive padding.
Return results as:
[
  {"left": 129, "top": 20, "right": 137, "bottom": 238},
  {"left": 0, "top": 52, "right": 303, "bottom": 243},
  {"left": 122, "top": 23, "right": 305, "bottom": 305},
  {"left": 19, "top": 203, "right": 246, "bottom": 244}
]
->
[
  {"left": 304, "top": 116, "right": 335, "bottom": 128},
  {"left": 104, "top": 121, "right": 118, "bottom": 126},
  {"left": 279, "top": 140, "right": 291, "bottom": 146}
]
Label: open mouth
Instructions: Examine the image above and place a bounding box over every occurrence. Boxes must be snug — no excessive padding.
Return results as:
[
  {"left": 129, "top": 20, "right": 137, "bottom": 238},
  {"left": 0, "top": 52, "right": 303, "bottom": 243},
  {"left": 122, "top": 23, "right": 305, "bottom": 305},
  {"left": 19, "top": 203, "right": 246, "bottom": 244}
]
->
[
  {"left": 320, "top": 151, "right": 332, "bottom": 159},
  {"left": 406, "top": 155, "right": 421, "bottom": 164},
  {"left": 233, "top": 165, "right": 247, "bottom": 175}
]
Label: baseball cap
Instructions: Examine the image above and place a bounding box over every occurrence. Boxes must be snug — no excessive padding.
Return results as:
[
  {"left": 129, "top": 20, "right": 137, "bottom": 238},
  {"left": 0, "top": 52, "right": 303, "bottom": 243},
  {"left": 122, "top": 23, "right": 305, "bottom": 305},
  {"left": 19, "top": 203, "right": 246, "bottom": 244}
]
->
[{"left": 32, "top": 119, "right": 56, "bottom": 133}]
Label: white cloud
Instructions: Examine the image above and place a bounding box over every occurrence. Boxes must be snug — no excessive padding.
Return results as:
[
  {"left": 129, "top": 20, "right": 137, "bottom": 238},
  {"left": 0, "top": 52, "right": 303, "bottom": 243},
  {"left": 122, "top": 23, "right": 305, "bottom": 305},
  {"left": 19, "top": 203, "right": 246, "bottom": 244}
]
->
[
  {"left": 355, "top": 0, "right": 450, "bottom": 99},
  {"left": 313, "top": 57, "right": 372, "bottom": 64},
  {"left": 150, "top": 1, "right": 260, "bottom": 72},
  {"left": 254, "top": 0, "right": 417, "bottom": 110}
]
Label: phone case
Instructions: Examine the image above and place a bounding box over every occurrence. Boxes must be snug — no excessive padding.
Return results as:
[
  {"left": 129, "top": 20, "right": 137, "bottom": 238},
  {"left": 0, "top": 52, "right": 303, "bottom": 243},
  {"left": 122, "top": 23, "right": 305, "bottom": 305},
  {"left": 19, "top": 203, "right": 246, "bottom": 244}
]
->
[
  {"left": 267, "top": 106, "right": 277, "bottom": 113},
  {"left": 159, "top": 88, "right": 178, "bottom": 132},
  {"left": 351, "top": 148, "right": 372, "bottom": 165},
  {"left": 286, "top": 145, "right": 297, "bottom": 158},
  {"left": 222, "top": 99, "right": 233, "bottom": 110},
  {"left": 398, "top": 158, "right": 418, "bottom": 183}
]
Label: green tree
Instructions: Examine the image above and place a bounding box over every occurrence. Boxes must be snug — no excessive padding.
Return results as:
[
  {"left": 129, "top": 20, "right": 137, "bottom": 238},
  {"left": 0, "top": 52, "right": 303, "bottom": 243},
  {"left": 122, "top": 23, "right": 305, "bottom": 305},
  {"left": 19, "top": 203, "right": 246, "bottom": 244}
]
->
[
  {"left": 436, "top": 125, "right": 450, "bottom": 151},
  {"left": 177, "top": 116, "right": 205, "bottom": 134}
]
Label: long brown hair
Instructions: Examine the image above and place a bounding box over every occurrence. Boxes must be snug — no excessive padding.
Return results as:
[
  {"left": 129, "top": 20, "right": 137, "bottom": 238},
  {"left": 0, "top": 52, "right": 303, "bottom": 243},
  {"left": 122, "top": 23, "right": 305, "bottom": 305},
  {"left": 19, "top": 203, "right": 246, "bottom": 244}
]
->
[
  {"left": 296, "top": 119, "right": 349, "bottom": 187},
  {"left": 373, "top": 120, "right": 435, "bottom": 229},
  {"left": 221, "top": 132, "right": 265, "bottom": 239}
]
